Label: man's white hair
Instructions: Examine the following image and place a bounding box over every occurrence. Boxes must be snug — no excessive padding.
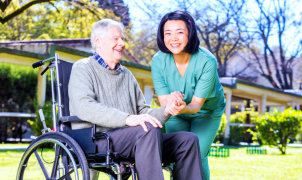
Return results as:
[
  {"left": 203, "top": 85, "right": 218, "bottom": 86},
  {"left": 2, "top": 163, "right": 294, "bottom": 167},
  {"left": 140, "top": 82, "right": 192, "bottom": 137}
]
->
[{"left": 90, "top": 19, "right": 124, "bottom": 51}]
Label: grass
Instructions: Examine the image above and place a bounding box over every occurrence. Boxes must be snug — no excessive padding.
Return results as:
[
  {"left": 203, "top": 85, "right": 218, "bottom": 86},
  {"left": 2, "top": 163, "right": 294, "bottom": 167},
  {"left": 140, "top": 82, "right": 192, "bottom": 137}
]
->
[
  {"left": 1, "top": 144, "right": 302, "bottom": 179},
  {"left": 208, "top": 147, "right": 302, "bottom": 180}
]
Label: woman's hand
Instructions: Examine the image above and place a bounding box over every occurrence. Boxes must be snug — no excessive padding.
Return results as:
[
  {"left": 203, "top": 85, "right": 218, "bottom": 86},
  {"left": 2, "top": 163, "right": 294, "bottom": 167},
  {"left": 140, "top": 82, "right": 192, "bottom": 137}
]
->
[
  {"left": 168, "top": 91, "right": 184, "bottom": 106},
  {"left": 158, "top": 91, "right": 184, "bottom": 106}
]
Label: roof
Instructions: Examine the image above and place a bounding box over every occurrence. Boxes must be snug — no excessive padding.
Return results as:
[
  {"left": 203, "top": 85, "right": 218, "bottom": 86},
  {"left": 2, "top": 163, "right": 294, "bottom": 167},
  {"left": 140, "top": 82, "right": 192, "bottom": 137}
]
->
[
  {"left": 220, "top": 77, "right": 302, "bottom": 102},
  {"left": 0, "top": 38, "right": 141, "bottom": 64},
  {"left": 0, "top": 38, "right": 150, "bottom": 70}
]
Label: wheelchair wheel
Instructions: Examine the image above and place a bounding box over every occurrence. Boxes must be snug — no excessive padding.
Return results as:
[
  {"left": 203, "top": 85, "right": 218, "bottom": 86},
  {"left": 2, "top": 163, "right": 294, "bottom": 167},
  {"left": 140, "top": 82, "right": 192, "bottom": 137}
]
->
[{"left": 16, "top": 132, "right": 90, "bottom": 180}]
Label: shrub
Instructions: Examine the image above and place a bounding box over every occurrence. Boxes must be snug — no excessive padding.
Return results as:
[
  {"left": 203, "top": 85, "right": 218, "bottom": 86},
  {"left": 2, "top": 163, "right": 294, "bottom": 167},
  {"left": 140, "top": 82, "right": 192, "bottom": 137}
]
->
[
  {"left": 229, "top": 110, "right": 259, "bottom": 145},
  {"left": 256, "top": 108, "right": 302, "bottom": 154},
  {"left": 214, "top": 114, "right": 227, "bottom": 143},
  {"left": 29, "top": 100, "right": 53, "bottom": 136},
  {"left": 0, "top": 63, "right": 38, "bottom": 112}
]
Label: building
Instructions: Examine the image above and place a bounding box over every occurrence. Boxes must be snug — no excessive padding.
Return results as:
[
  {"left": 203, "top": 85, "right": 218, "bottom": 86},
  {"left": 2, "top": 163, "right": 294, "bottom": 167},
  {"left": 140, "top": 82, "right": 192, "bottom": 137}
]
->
[{"left": 1, "top": 39, "right": 302, "bottom": 144}]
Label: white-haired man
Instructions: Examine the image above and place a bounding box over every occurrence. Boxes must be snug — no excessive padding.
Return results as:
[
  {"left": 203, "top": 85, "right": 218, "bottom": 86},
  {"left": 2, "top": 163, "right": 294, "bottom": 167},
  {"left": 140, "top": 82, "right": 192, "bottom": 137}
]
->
[{"left": 68, "top": 19, "right": 203, "bottom": 180}]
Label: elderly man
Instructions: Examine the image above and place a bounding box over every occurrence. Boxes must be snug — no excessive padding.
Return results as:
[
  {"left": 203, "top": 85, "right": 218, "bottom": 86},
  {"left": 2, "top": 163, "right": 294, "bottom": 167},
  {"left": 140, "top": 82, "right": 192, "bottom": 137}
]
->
[{"left": 68, "top": 19, "right": 203, "bottom": 180}]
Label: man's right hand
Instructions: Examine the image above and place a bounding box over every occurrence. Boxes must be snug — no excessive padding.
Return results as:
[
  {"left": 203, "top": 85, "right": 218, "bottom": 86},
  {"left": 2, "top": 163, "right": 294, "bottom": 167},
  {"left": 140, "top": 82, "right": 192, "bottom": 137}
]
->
[{"left": 125, "top": 114, "right": 163, "bottom": 132}]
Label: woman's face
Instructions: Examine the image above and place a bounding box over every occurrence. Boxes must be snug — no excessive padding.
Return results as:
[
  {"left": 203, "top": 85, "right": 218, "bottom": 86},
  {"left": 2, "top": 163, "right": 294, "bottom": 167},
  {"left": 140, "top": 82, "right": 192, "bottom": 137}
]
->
[{"left": 163, "top": 20, "right": 189, "bottom": 55}]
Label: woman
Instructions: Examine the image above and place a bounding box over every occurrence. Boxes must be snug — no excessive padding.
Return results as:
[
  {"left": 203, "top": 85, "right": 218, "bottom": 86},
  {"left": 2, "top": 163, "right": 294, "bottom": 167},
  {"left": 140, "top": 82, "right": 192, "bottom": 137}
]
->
[{"left": 151, "top": 10, "right": 226, "bottom": 180}]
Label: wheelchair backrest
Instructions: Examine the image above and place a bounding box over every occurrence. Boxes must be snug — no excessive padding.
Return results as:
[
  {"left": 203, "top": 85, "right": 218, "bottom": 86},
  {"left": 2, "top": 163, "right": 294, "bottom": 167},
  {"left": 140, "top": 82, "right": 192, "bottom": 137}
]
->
[{"left": 57, "top": 60, "right": 74, "bottom": 116}]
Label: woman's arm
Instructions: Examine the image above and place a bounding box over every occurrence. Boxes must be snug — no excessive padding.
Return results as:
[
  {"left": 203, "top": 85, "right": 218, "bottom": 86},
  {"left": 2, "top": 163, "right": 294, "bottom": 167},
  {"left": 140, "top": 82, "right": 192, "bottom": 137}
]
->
[
  {"left": 158, "top": 91, "right": 184, "bottom": 106},
  {"left": 181, "top": 96, "right": 206, "bottom": 114},
  {"left": 158, "top": 93, "right": 206, "bottom": 115}
]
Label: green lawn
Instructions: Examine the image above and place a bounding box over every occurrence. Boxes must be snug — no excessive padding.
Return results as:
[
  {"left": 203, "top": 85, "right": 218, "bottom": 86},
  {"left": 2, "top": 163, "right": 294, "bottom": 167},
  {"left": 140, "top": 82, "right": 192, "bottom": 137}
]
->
[
  {"left": 208, "top": 147, "right": 302, "bottom": 180},
  {"left": 1, "top": 144, "right": 302, "bottom": 179}
]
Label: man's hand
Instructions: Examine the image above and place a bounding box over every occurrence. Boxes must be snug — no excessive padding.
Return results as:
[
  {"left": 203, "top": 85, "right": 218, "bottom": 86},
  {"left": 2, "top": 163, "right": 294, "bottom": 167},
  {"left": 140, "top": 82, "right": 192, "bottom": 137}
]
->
[{"left": 125, "top": 114, "right": 163, "bottom": 132}]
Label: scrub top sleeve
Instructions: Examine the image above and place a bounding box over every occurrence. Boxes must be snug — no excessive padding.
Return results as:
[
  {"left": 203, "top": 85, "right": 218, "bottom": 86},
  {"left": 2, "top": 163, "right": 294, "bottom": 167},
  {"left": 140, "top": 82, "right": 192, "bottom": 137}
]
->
[
  {"left": 151, "top": 56, "right": 170, "bottom": 95},
  {"left": 194, "top": 58, "right": 217, "bottom": 98}
]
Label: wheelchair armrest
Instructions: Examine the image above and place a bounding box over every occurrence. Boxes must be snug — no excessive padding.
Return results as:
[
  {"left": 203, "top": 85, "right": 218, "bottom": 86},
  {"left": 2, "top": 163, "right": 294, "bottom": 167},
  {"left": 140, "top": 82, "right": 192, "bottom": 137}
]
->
[
  {"left": 60, "top": 116, "right": 83, "bottom": 123},
  {"left": 93, "top": 131, "right": 111, "bottom": 168}
]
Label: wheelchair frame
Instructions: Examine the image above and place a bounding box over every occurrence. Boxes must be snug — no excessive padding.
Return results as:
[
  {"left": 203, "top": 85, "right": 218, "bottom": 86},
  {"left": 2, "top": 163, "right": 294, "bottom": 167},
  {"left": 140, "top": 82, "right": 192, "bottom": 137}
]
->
[{"left": 16, "top": 54, "right": 139, "bottom": 180}]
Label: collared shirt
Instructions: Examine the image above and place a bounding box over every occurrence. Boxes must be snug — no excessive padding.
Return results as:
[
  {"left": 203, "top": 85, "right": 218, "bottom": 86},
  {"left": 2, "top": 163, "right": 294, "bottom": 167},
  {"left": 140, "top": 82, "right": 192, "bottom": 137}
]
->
[{"left": 93, "top": 52, "right": 121, "bottom": 71}]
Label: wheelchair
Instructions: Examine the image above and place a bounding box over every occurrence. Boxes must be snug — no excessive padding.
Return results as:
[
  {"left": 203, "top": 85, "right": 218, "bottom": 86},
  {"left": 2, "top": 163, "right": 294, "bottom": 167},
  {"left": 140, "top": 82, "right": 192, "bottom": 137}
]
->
[{"left": 16, "top": 54, "right": 173, "bottom": 180}]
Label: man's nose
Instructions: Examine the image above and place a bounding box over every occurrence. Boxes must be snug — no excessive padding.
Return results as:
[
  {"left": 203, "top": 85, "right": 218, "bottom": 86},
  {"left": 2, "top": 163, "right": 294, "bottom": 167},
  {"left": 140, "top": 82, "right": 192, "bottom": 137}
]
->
[{"left": 118, "top": 38, "right": 125, "bottom": 47}]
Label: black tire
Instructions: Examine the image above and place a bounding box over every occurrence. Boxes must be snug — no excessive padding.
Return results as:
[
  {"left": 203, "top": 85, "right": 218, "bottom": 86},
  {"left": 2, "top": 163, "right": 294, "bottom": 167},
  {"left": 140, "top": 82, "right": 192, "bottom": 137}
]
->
[{"left": 16, "top": 132, "right": 90, "bottom": 180}]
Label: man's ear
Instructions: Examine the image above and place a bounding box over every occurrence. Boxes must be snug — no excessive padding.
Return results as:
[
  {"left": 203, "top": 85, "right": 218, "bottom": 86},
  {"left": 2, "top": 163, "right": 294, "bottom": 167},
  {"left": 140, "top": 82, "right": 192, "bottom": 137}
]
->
[{"left": 94, "top": 35, "right": 102, "bottom": 49}]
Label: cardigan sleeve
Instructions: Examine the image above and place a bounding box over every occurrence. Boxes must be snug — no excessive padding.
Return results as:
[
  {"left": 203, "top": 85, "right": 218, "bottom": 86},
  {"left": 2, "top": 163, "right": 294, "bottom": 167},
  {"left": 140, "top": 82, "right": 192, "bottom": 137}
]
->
[{"left": 129, "top": 72, "right": 170, "bottom": 124}]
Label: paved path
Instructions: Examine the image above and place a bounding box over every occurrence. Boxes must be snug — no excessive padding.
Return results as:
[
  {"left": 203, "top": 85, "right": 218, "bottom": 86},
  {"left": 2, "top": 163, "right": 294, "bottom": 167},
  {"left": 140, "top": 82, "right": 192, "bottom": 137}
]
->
[{"left": 0, "top": 145, "right": 29, "bottom": 150}]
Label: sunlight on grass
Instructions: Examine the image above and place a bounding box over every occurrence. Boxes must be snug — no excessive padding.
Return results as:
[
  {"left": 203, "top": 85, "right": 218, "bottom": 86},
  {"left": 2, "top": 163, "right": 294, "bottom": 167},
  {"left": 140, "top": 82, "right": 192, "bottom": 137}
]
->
[{"left": 209, "top": 147, "right": 302, "bottom": 180}]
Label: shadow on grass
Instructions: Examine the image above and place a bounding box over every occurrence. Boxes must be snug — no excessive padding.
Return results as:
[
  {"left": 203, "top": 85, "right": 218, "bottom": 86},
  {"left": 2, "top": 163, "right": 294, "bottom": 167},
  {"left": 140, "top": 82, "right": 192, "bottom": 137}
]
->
[{"left": 0, "top": 149, "right": 26, "bottom": 153}]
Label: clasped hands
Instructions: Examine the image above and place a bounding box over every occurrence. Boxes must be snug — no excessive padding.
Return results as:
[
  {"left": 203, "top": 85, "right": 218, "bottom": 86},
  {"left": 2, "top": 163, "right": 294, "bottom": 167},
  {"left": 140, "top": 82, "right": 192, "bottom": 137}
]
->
[{"left": 125, "top": 91, "right": 186, "bottom": 132}]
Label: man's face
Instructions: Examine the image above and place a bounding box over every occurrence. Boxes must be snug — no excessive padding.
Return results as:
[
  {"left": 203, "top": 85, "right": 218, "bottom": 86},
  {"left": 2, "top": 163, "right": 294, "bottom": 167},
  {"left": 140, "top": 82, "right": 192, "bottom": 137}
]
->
[{"left": 95, "top": 26, "right": 125, "bottom": 68}]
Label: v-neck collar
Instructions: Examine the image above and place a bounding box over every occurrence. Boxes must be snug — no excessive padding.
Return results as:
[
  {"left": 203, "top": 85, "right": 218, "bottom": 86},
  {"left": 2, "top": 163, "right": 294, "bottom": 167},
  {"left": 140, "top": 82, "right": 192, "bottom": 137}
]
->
[{"left": 170, "top": 53, "right": 193, "bottom": 79}]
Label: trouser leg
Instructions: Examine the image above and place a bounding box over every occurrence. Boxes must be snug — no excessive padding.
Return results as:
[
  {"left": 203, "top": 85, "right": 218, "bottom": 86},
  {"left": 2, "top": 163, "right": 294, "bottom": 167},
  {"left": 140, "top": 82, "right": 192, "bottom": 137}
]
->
[
  {"left": 95, "top": 123, "right": 164, "bottom": 180},
  {"left": 162, "top": 132, "right": 203, "bottom": 180},
  {"left": 191, "top": 117, "right": 222, "bottom": 180}
]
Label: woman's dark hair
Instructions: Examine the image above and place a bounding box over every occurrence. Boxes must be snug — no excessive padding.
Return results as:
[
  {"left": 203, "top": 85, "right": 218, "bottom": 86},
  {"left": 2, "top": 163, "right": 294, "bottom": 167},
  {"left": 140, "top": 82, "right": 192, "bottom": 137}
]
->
[{"left": 157, "top": 10, "right": 200, "bottom": 54}]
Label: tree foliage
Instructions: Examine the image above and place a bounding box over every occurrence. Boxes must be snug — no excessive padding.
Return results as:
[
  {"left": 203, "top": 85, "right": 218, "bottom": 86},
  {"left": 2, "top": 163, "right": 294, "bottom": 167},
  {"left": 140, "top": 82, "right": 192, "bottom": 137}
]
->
[
  {"left": 0, "top": 0, "right": 108, "bottom": 24},
  {"left": 1, "top": 0, "right": 120, "bottom": 40},
  {"left": 256, "top": 108, "right": 302, "bottom": 154}
]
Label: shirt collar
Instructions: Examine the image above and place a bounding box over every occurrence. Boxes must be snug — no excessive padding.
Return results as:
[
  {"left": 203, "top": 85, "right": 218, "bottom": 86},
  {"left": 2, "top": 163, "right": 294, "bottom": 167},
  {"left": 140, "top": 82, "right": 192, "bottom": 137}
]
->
[{"left": 93, "top": 52, "right": 121, "bottom": 71}]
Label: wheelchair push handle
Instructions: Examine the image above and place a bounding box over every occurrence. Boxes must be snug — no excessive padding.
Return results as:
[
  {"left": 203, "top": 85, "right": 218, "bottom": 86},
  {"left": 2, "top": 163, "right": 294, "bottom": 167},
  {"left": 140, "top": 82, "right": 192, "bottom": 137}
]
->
[
  {"left": 32, "top": 60, "right": 44, "bottom": 68},
  {"left": 32, "top": 56, "right": 56, "bottom": 69}
]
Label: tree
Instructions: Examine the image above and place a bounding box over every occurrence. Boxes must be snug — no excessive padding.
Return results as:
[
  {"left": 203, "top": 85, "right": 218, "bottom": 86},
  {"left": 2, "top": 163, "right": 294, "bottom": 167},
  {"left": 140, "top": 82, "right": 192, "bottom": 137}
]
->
[
  {"left": 0, "top": 0, "right": 107, "bottom": 24},
  {"left": 245, "top": 0, "right": 302, "bottom": 89},
  {"left": 98, "top": 0, "right": 131, "bottom": 26},
  {"left": 127, "top": 0, "right": 248, "bottom": 71},
  {"left": 125, "top": 0, "right": 165, "bottom": 64},
  {"left": 1, "top": 0, "right": 132, "bottom": 41},
  {"left": 189, "top": 0, "right": 247, "bottom": 77}
]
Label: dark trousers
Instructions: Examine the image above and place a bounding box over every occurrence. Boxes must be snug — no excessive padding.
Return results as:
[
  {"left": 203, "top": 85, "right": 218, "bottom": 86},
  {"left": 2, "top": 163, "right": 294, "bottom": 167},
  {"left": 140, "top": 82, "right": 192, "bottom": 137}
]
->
[{"left": 96, "top": 123, "right": 203, "bottom": 180}]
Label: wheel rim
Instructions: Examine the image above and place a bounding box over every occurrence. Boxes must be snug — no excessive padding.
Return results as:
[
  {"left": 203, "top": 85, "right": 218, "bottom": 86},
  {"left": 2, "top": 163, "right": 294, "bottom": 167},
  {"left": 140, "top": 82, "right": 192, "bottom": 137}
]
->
[{"left": 17, "top": 138, "right": 80, "bottom": 180}]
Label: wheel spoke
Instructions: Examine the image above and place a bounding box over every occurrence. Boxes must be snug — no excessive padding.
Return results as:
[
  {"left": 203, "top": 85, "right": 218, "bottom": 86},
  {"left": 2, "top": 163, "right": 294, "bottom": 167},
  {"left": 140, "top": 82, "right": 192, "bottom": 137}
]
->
[
  {"left": 50, "top": 146, "right": 61, "bottom": 178},
  {"left": 34, "top": 150, "right": 50, "bottom": 179},
  {"left": 57, "top": 168, "right": 74, "bottom": 180}
]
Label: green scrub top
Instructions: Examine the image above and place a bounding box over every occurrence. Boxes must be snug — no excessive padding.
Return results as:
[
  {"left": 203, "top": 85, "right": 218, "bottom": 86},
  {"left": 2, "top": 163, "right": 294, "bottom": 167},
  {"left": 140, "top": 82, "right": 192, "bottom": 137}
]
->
[{"left": 151, "top": 47, "right": 226, "bottom": 119}]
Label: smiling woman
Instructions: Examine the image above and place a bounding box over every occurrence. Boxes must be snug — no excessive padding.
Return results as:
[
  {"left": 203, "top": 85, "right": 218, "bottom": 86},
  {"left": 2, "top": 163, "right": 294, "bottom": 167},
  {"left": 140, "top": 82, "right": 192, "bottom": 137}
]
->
[{"left": 151, "top": 10, "right": 226, "bottom": 180}]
